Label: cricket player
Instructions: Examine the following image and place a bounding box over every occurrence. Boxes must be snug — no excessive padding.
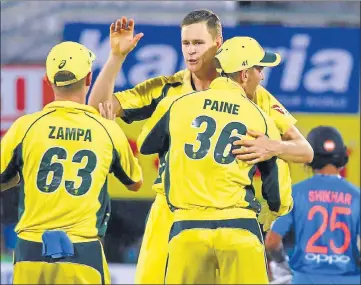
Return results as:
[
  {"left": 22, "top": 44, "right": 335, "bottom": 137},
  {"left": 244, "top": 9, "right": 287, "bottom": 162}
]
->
[
  {"left": 137, "top": 36, "right": 293, "bottom": 284},
  {"left": 88, "top": 10, "right": 313, "bottom": 284},
  {"left": 265, "top": 126, "right": 360, "bottom": 284},
  {"left": 0, "top": 41, "right": 143, "bottom": 284}
]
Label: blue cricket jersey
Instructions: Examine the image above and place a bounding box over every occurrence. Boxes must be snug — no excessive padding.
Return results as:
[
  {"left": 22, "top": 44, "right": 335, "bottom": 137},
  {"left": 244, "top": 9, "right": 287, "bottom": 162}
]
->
[{"left": 272, "top": 175, "right": 360, "bottom": 276}]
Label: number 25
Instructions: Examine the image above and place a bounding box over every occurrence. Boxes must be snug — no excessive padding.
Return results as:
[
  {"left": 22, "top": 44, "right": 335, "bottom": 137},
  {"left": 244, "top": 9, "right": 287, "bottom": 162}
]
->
[{"left": 306, "top": 205, "right": 351, "bottom": 254}]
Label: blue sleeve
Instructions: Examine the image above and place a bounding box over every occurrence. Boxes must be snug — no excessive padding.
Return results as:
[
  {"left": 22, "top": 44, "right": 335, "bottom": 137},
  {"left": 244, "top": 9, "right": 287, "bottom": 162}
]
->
[
  {"left": 357, "top": 207, "right": 360, "bottom": 237},
  {"left": 271, "top": 210, "right": 293, "bottom": 237},
  {"left": 352, "top": 189, "right": 360, "bottom": 238}
]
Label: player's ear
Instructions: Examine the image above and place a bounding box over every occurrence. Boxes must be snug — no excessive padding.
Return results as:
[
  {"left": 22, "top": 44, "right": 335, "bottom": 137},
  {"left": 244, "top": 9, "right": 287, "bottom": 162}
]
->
[
  {"left": 240, "top": 70, "right": 248, "bottom": 82},
  {"left": 85, "top": 72, "right": 92, "bottom": 86},
  {"left": 215, "top": 36, "right": 223, "bottom": 49}
]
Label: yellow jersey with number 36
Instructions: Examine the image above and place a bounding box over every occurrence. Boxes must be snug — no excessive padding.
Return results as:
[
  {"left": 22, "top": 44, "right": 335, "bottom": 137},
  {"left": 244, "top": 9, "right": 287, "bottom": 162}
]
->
[
  {"left": 114, "top": 69, "right": 296, "bottom": 196},
  {"left": 137, "top": 77, "right": 293, "bottom": 220},
  {"left": 0, "top": 101, "right": 142, "bottom": 243}
]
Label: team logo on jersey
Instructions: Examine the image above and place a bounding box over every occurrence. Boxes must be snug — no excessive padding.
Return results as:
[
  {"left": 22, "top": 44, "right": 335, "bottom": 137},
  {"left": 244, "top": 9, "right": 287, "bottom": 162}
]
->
[
  {"left": 271, "top": 104, "right": 287, "bottom": 115},
  {"left": 323, "top": 140, "right": 336, "bottom": 152}
]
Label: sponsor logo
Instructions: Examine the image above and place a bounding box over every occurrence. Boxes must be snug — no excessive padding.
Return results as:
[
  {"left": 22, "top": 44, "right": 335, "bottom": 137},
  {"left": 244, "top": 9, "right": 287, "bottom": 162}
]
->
[
  {"left": 58, "top": 60, "right": 66, "bottom": 69},
  {"left": 271, "top": 104, "right": 286, "bottom": 114},
  {"left": 305, "top": 253, "right": 350, "bottom": 264},
  {"left": 215, "top": 48, "right": 223, "bottom": 55},
  {"left": 73, "top": 27, "right": 357, "bottom": 105}
]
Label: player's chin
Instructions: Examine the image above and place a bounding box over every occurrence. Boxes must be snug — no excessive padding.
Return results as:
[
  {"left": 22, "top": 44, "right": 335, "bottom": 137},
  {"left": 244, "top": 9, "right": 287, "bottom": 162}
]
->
[{"left": 186, "top": 63, "right": 201, "bottom": 73}]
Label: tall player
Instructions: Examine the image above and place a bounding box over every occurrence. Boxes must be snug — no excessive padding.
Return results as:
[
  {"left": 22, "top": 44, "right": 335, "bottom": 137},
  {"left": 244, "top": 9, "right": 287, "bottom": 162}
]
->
[
  {"left": 265, "top": 126, "right": 360, "bottom": 284},
  {"left": 137, "top": 36, "right": 293, "bottom": 284},
  {"left": 88, "top": 10, "right": 313, "bottom": 283},
  {"left": 0, "top": 41, "right": 143, "bottom": 284}
]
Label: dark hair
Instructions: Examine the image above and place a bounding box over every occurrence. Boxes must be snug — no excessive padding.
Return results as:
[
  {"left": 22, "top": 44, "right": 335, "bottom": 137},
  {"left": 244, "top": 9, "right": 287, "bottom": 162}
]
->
[
  {"left": 181, "top": 9, "right": 222, "bottom": 38},
  {"left": 309, "top": 151, "right": 349, "bottom": 170},
  {"left": 306, "top": 126, "right": 349, "bottom": 170},
  {"left": 53, "top": 71, "right": 86, "bottom": 92}
]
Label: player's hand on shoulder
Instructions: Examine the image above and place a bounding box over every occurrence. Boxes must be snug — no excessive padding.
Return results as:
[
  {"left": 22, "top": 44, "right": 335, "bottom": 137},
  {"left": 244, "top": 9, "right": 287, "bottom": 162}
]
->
[
  {"left": 110, "top": 17, "right": 144, "bottom": 57},
  {"left": 232, "top": 129, "right": 278, "bottom": 164},
  {"left": 99, "top": 102, "right": 116, "bottom": 121}
]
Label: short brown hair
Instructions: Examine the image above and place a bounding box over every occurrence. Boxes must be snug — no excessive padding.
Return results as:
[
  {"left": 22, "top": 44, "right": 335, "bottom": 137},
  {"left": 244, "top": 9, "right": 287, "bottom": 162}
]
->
[
  {"left": 53, "top": 71, "right": 85, "bottom": 92},
  {"left": 181, "top": 9, "right": 222, "bottom": 39}
]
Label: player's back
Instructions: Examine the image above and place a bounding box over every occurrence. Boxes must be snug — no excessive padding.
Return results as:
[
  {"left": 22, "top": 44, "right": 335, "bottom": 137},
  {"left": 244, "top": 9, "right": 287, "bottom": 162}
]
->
[
  {"left": 166, "top": 78, "right": 281, "bottom": 213},
  {"left": 12, "top": 102, "right": 125, "bottom": 242},
  {"left": 290, "top": 175, "right": 360, "bottom": 276}
]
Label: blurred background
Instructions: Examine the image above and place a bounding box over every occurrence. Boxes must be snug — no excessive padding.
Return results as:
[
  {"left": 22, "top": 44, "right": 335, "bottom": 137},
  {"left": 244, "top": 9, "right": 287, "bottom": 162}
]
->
[{"left": 1, "top": 1, "right": 360, "bottom": 283}]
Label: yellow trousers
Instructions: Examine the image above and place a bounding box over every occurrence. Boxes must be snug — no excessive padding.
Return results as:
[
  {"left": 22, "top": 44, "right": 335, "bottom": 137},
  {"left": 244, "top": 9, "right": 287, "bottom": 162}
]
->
[
  {"left": 13, "top": 238, "right": 110, "bottom": 284},
  {"left": 165, "top": 218, "right": 269, "bottom": 284},
  {"left": 135, "top": 194, "right": 173, "bottom": 284}
]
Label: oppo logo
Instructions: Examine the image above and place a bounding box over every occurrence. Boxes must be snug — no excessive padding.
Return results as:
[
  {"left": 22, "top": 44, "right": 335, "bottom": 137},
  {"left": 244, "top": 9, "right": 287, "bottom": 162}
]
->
[{"left": 305, "top": 253, "right": 350, "bottom": 264}]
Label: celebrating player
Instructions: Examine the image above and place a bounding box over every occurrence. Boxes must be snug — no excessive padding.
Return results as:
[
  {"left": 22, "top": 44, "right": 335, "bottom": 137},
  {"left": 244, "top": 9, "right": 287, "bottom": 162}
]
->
[
  {"left": 265, "top": 126, "right": 360, "bottom": 284},
  {"left": 0, "top": 41, "right": 142, "bottom": 284},
  {"left": 88, "top": 10, "right": 312, "bottom": 284},
  {"left": 137, "top": 36, "right": 293, "bottom": 284}
]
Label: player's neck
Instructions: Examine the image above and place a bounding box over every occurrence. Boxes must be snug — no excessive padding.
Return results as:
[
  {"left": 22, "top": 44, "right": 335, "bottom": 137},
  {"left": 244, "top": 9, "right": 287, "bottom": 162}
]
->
[
  {"left": 245, "top": 90, "right": 256, "bottom": 101},
  {"left": 54, "top": 92, "right": 86, "bottom": 105},
  {"left": 191, "top": 68, "right": 218, "bottom": 91},
  {"left": 233, "top": 81, "right": 251, "bottom": 99},
  {"left": 314, "top": 165, "right": 340, "bottom": 176}
]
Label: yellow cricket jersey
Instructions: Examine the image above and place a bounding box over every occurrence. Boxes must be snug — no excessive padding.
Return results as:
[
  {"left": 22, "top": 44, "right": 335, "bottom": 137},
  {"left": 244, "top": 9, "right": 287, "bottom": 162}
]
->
[
  {"left": 0, "top": 101, "right": 142, "bottom": 243},
  {"left": 114, "top": 69, "right": 297, "bottom": 196},
  {"left": 114, "top": 70, "right": 192, "bottom": 124},
  {"left": 255, "top": 85, "right": 297, "bottom": 135},
  {"left": 137, "top": 77, "right": 293, "bottom": 220}
]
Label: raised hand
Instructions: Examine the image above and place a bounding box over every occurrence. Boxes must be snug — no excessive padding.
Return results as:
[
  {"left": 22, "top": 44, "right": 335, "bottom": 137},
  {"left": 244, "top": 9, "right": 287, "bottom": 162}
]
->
[{"left": 110, "top": 17, "right": 144, "bottom": 57}]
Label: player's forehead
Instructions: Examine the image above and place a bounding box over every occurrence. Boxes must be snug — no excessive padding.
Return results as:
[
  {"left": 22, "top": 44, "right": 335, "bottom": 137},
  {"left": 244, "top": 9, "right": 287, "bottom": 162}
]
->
[{"left": 181, "top": 22, "right": 213, "bottom": 41}]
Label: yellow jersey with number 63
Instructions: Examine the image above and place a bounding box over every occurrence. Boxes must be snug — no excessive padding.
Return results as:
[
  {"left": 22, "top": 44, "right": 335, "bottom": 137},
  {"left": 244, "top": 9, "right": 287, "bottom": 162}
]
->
[
  {"left": 137, "top": 77, "right": 293, "bottom": 220},
  {"left": 0, "top": 101, "right": 142, "bottom": 243}
]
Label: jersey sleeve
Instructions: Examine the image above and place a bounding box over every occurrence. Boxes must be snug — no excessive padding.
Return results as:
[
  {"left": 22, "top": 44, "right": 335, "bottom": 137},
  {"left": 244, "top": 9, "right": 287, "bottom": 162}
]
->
[
  {"left": 256, "top": 85, "right": 297, "bottom": 135},
  {"left": 110, "top": 123, "right": 143, "bottom": 186},
  {"left": 137, "top": 96, "right": 176, "bottom": 155},
  {"left": 257, "top": 117, "right": 293, "bottom": 217},
  {"left": 113, "top": 76, "right": 169, "bottom": 124},
  {"left": 271, "top": 210, "right": 293, "bottom": 237},
  {"left": 0, "top": 117, "right": 25, "bottom": 184}
]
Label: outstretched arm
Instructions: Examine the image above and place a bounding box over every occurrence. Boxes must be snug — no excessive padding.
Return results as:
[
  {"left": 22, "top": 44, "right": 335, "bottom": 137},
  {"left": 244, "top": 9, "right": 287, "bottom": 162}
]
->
[
  {"left": 279, "top": 125, "right": 314, "bottom": 163},
  {"left": 88, "top": 17, "right": 143, "bottom": 116}
]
